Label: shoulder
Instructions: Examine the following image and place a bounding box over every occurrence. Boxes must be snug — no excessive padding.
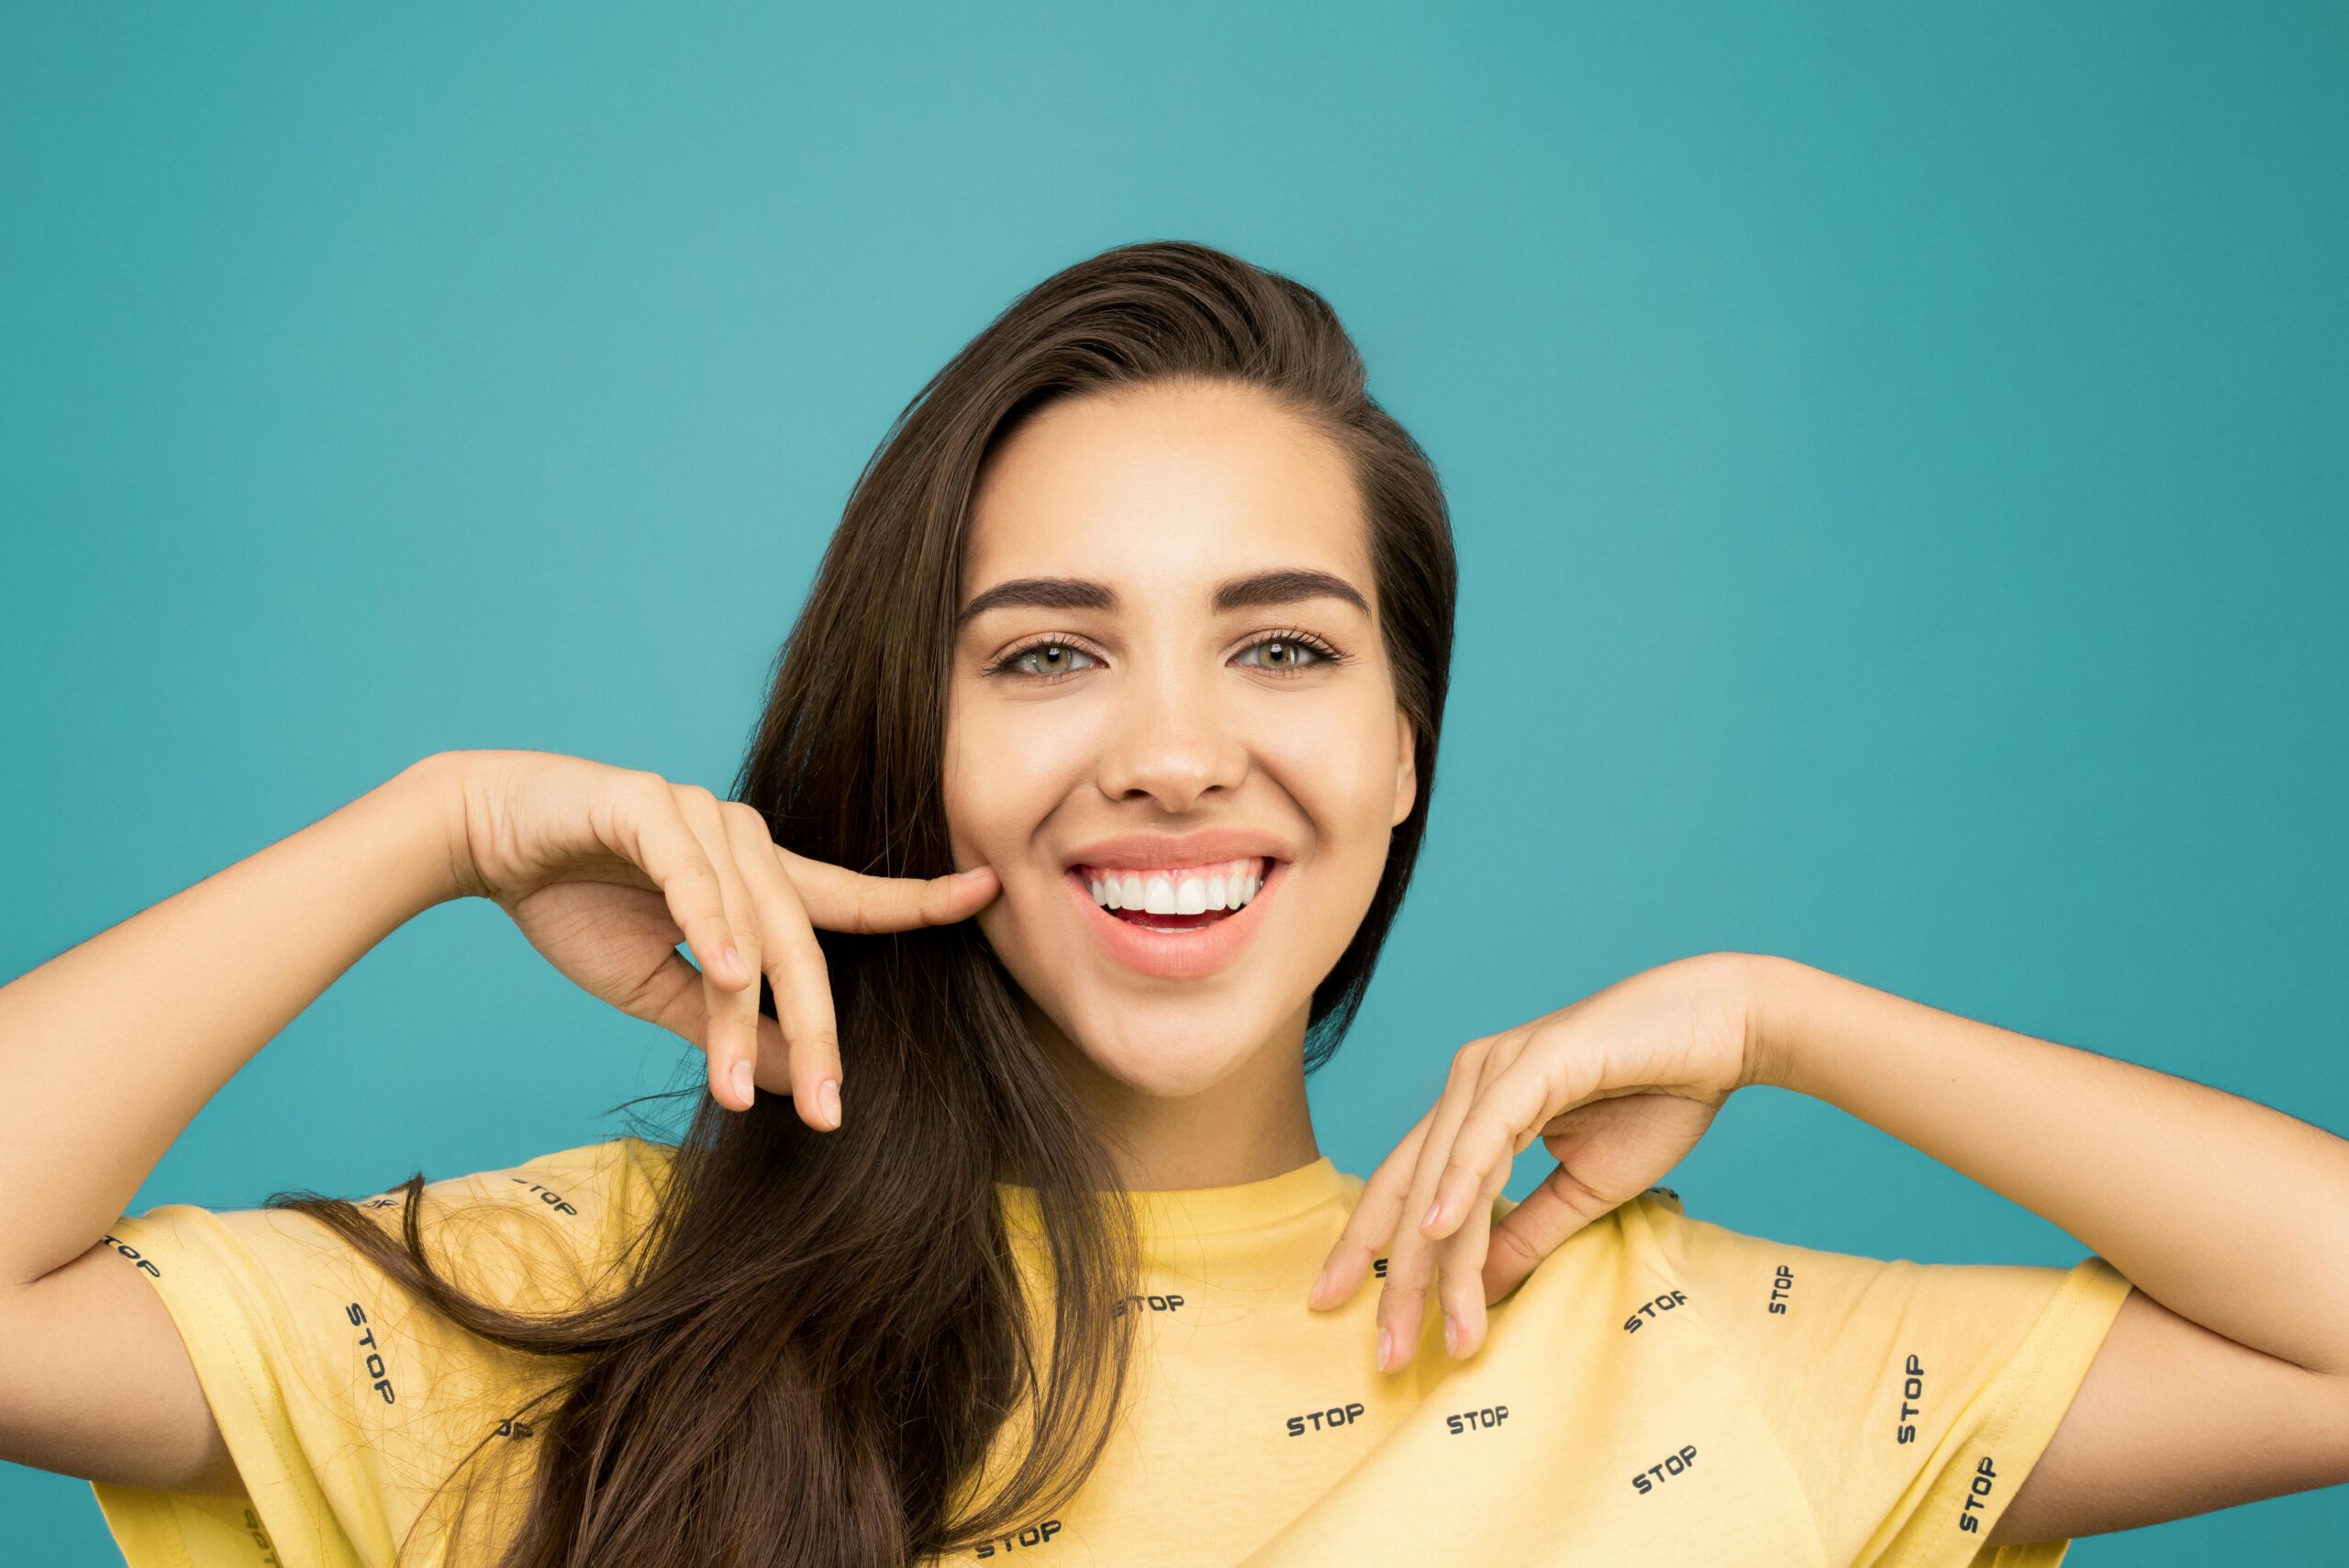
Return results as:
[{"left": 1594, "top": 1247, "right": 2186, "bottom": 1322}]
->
[
  {"left": 393, "top": 1135, "right": 675, "bottom": 1219},
  {"left": 403, "top": 1134, "right": 672, "bottom": 1260},
  {"left": 279, "top": 1133, "right": 680, "bottom": 1316}
]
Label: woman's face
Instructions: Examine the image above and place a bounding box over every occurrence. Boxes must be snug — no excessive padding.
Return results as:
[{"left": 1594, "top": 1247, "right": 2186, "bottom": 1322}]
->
[{"left": 944, "top": 378, "right": 1416, "bottom": 1100}]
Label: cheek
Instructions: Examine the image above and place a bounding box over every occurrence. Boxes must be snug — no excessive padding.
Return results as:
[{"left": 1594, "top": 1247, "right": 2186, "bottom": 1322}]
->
[
  {"left": 942, "top": 694, "right": 1087, "bottom": 870},
  {"left": 1256, "top": 699, "right": 1403, "bottom": 849}
]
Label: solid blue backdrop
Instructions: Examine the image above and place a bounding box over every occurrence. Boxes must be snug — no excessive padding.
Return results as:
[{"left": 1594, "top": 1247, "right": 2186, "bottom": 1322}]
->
[{"left": 4, "top": 3, "right": 2343, "bottom": 1561}]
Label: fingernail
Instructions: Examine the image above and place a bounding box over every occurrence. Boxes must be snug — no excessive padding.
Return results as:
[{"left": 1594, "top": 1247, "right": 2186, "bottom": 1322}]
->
[
  {"left": 955, "top": 866, "right": 993, "bottom": 883},
  {"left": 1444, "top": 1312, "right": 1460, "bottom": 1356},
  {"left": 818, "top": 1078, "right": 841, "bottom": 1129},
  {"left": 1375, "top": 1326, "right": 1392, "bottom": 1372},
  {"left": 1422, "top": 1196, "right": 1446, "bottom": 1232},
  {"left": 1308, "top": 1264, "right": 1332, "bottom": 1306},
  {"left": 729, "top": 1061, "right": 752, "bottom": 1106},
  {"left": 722, "top": 947, "right": 747, "bottom": 982}
]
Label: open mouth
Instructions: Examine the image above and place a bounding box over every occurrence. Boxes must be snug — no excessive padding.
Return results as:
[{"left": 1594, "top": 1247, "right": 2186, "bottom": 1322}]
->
[{"left": 1070, "top": 856, "right": 1270, "bottom": 934}]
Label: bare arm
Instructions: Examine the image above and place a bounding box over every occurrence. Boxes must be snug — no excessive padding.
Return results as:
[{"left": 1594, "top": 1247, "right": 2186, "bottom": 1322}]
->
[
  {"left": 1747, "top": 955, "right": 2349, "bottom": 1543},
  {"left": 1752, "top": 954, "right": 2349, "bottom": 1385},
  {"left": 0, "top": 752, "right": 466, "bottom": 1290},
  {"left": 0, "top": 747, "right": 993, "bottom": 1494}
]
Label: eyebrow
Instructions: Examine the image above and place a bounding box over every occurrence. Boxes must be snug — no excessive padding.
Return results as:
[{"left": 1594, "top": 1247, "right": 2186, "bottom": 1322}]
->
[{"left": 955, "top": 567, "right": 1371, "bottom": 627}]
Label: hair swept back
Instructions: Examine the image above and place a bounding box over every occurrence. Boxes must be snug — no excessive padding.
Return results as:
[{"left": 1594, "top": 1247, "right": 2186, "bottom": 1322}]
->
[{"left": 270, "top": 239, "right": 1458, "bottom": 1566}]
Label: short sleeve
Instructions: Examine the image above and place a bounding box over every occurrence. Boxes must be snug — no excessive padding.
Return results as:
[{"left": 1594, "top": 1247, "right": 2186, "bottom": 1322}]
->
[
  {"left": 1627, "top": 1191, "right": 2135, "bottom": 1568},
  {"left": 86, "top": 1136, "right": 674, "bottom": 1568}
]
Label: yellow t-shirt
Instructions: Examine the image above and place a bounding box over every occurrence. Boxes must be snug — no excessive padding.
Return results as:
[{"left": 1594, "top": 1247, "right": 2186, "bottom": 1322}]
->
[{"left": 90, "top": 1138, "right": 2134, "bottom": 1567}]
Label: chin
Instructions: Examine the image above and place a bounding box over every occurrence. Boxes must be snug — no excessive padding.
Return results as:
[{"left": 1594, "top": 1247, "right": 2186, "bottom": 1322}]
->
[{"left": 1057, "top": 1003, "right": 1270, "bottom": 1099}]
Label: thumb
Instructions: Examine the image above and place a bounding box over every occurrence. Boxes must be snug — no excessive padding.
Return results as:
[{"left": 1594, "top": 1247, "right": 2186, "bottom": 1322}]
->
[{"left": 1481, "top": 1162, "right": 1620, "bottom": 1306}]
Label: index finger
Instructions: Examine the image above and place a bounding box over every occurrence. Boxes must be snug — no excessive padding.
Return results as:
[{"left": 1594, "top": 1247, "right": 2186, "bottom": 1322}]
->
[
  {"left": 1307, "top": 1106, "right": 1431, "bottom": 1310},
  {"left": 1421, "top": 1054, "right": 1583, "bottom": 1242},
  {"left": 774, "top": 848, "right": 1000, "bottom": 933}
]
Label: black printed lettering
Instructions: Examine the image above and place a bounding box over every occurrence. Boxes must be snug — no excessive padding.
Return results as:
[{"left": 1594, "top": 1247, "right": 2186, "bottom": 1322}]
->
[
  {"left": 1621, "top": 1289, "right": 1687, "bottom": 1333},
  {"left": 1284, "top": 1401, "right": 1366, "bottom": 1437},
  {"left": 1443, "top": 1405, "right": 1509, "bottom": 1435},
  {"left": 1114, "top": 1292, "right": 1186, "bottom": 1316},
  {"left": 1768, "top": 1263, "right": 1794, "bottom": 1316},
  {"left": 240, "top": 1504, "right": 284, "bottom": 1565},
  {"left": 1629, "top": 1442, "right": 1699, "bottom": 1494},
  {"left": 98, "top": 1232, "right": 161, "bottom": 1279},
  {"left": 1372, "top": 1257, "right": 1387, "bottom": 1279},
  {"left": 974, "top": 1518, "right": 1063, "bottom": 1556},
  {"left": 360, "top": 1195, "right": 401, "bottom": 1210},
  {"left": 495, "top": 1416, "right": 535, "bottom": 1440},
  {"left": 347, "top": 1302, "right": 396, "bottom": 1404},
  {"left": 1957, "top": 1455, "right": 2000, "bottom": 1532},
  {"left": 1896, "top": 1351, "right": 1923, "bottom": 1443},
  {"left": 507, "top": 1177, "right": 579, "bottom": 1216}
]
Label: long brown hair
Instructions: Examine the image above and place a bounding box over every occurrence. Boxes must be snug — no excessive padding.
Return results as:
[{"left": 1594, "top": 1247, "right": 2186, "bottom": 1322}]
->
[{"left": 272, "top": 239, "right": 1458, "bottom": 1566}]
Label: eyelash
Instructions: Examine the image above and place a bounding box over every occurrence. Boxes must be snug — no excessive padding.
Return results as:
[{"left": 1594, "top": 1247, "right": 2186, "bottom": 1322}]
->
[{"left": 982, "top": 628, "right": 1348, "bottom": 684}]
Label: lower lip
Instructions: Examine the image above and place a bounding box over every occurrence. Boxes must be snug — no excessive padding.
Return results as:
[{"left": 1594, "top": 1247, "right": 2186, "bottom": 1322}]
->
[{"left": 1065, "top": 863, "right": 1284, "bottom": 980}]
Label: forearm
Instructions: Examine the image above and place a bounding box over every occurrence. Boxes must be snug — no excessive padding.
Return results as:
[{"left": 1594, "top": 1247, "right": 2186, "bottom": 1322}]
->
[
  {"left": 0, "top": 753, "right": 468, "bottom": 1287},
  {"left": 1744, "top": 952, "right": 2349, "bottom": 1378}
]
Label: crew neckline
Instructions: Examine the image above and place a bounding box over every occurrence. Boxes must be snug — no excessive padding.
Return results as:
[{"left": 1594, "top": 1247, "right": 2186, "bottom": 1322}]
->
[{"left": 996, "top": 1155, "right": 1354, "bottom": 1238}]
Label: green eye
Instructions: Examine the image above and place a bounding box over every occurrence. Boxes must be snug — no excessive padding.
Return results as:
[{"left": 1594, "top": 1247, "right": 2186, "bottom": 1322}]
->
[
  {"left": 1234, "top": 634, "right": 1333, "bottom": 671},
  {"left": 1001, "top": 640, "right": 1098, "bottom": 678}
]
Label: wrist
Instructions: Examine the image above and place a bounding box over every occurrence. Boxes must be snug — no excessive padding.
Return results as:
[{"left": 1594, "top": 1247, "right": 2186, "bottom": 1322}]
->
[
  {"left": 374, "top": 751, "right": 480, "bottom": 908},
  {"left": 1726, "top": 951, "right": 1823, "bottom": 1093}
]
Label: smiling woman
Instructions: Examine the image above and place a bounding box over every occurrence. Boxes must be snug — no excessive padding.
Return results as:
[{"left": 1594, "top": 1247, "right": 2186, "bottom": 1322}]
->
[
  {"left": 5, "top": 239, "right": 2344, "bottom": 1568},
  {"left": 944, "top": 377, "right": 1431, "bottom": 1132}
]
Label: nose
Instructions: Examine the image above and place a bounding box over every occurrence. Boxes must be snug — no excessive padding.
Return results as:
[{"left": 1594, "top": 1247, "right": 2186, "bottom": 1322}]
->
[{"left": 1095, "top": 659, "right": 1250, "bottom": 813}]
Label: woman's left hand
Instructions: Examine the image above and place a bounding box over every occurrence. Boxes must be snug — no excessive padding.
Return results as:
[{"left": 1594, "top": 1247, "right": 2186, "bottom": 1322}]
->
[{"left": 1307, "top": 951, "right": 1776, "bottom": 1372}]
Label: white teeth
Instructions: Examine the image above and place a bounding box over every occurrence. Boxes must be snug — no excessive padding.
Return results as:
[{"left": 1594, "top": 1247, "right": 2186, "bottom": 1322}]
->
[{"left": 1081, "top": 857, "right": 1271, "bottom": 916}]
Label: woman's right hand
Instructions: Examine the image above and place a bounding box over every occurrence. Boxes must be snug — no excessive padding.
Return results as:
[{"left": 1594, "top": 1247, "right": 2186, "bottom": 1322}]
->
[{"left": 434, "top": 749, "right": 999, "bottom": 1129}]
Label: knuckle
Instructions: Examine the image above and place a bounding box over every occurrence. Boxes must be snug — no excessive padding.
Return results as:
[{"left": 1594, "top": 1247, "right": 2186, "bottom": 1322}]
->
[{"left": 1489, "top": 1226, "right": 1541, "bottom": 1274}]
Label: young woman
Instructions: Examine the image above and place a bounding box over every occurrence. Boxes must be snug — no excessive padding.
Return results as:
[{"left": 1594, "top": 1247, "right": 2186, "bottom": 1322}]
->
[{"left": 4, "top": 241, "right": 2344, "bottom": 1568}]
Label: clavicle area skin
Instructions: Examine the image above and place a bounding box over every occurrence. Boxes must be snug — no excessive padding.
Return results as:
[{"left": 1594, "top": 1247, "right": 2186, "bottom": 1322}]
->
[{"left": 1076, "top": 856, "right": 1268, "bottom": 915}]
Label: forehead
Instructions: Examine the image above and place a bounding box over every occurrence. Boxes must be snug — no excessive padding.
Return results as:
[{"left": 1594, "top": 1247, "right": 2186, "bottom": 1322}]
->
[{"left": 963, "top": 380, "right": 1373, "bottom": 599}]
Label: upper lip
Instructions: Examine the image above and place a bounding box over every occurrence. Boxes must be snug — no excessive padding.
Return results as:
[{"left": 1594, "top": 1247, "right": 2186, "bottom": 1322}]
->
[{"left": 1063, "top": 828, "right": 1294, "bottom": 872}]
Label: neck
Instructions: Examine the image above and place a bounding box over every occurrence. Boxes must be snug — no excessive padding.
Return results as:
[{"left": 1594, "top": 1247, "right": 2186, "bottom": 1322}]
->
[{"left": 1031, "top": 999, "right": 1321, "bottom": 1191}]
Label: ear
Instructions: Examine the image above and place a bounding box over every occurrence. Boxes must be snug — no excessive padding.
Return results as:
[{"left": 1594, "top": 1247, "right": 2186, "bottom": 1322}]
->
[{"left": 1389, "top": 708, "right": 1419, "bottom": 828}]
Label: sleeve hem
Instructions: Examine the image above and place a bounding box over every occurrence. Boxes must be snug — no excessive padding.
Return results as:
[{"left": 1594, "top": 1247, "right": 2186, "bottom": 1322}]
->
[
  {"left": 1888, "top": 1255, "right": 2136, "bottom": 1568},
  {"left": 87, "top": 1208, "right": 352, "bottom": 1568}
]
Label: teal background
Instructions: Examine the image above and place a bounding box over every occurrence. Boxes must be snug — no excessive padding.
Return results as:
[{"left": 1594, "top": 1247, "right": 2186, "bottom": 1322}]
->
[{"left": 5, "top": 3, "right": 2344, "bottom": 1560}]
